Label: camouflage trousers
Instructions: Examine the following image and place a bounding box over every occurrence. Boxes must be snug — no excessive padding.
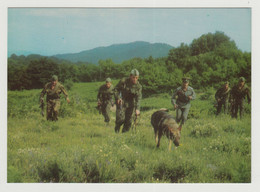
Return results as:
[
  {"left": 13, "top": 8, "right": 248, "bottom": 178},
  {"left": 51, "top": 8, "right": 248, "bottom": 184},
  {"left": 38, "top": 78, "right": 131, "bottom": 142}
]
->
[
  {"left": 216, "top": 100, "right": 228, "bottom": 115},
  {"left": 46, "top": 99, "right": 60, "bottom": 121},
  {"left": 115, "top": 103, "right": 135, "bottom": 133},
  {"left": 176, "top": 107, "right": 190, "bottom": 125},
  {"left": 231, "top": 100, "right": 245, "bottom": 119},
  {"left": 101, "top": 102, "right": 111, "bottom": 123}
]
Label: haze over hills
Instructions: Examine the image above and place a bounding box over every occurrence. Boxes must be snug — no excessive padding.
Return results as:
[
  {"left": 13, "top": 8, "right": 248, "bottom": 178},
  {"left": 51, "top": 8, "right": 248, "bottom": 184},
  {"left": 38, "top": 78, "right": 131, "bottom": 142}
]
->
[{"left": 52, "top": 41, "right": 173, "bottom": 64}]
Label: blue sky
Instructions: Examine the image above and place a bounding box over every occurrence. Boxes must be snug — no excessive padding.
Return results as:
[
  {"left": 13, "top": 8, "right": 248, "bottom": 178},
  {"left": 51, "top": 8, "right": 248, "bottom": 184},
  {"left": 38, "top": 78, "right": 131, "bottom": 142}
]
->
[{"left": 8, "top": 8, "right": 251, "bottom": 56}]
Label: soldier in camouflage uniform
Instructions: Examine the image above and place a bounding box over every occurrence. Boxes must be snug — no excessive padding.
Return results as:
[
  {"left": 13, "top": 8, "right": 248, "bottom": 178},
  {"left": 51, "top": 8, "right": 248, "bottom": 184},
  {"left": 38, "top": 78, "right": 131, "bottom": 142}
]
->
[
  {"left": 114, "top": 69, "right": 142, "bottom": 133},
  {"left": 230, "top": 77, "right": 251, "bottom": 119},
  {"left": 171, "top": 77, "right": 196, "bottom": 131},
  {"left": 215, "top": 81, "right": 230, "bottom": 115},
  {"left": 97, "top": 78, "right": 114, "bottom": 124},
  {"left": 40, "top": 75, "right": 70, "bottom": 121}
]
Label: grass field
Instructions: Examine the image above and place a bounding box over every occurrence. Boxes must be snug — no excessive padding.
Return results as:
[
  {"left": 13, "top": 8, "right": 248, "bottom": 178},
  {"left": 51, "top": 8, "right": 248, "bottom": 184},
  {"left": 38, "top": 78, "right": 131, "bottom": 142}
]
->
[{"left": 7, "top": 82, "right": 251, "bottom": 183}]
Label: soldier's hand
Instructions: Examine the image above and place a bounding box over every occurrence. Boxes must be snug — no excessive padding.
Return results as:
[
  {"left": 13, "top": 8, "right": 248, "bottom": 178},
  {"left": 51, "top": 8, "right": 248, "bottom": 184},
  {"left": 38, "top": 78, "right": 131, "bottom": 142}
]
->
[
  {"left": 174, "top": 104, "right": 178, "bottom": 109},
  {"left": 135, "top": 110, "right": 140, "bottom": 116},
  {"left": 66, "top": 97, "right": 70, "bottom": 104},
  {"left": 188, "top": 96, "right": 192, "bottom": 100},
  {"left": 117, "top": 99, "right": 122, "bottom": 105}
]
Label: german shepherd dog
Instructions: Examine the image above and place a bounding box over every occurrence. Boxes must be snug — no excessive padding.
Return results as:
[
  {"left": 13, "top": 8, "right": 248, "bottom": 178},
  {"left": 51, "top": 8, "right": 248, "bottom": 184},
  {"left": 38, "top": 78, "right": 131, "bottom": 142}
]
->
[{"left": 151, "top": 109, "right": 181, "bottom": 151}]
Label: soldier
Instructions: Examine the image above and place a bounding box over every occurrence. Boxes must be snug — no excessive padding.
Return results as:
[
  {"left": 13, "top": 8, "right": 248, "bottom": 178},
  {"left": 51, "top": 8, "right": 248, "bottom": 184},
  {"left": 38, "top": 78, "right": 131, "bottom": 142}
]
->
[
  {"left": 97, "top": 78, "right": 114, "bottom": 124},
  {"left": 171, "top": 77, "right": 196, "bottom": 131},
  {"left": 40, "top": 75, "right": 70, "bottom": 121},
  {"left": 114, "top": 69, "right": 142, "bottom": 133},
  {"left": 230, "top": 77, "right": 251, "bottom": 119},
  {"left": 215, "top": 81, "right": 230, "bottom": 115}
]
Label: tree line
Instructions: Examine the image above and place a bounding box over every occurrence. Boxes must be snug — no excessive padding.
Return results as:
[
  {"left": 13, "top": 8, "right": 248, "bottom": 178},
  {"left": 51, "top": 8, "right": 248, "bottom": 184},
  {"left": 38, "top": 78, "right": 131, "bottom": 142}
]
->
[{"left": 8, "top": 31, "right": 251, "bottom": 96}]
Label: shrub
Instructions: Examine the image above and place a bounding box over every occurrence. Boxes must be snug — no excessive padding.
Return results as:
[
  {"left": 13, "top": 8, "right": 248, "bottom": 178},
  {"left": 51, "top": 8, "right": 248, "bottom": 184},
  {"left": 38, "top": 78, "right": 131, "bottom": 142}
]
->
[{"left": 37, "top": 160, "right": 62, "bottom": 183}]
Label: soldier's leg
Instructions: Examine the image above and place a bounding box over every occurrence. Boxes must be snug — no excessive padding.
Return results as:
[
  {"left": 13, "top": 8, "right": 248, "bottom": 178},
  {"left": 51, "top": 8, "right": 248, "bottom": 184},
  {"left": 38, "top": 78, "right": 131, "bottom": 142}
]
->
[
  {"left": 105, "top": 103, "right": 111, "bottom": 123},
  {"left": 233, "top": 103, "right": 239, "bottom": 119},
  {"left": 230, "top": 103, "right": 235, "bottom": 118},
  {"left": 216, "top": 102, "right": 222, "bottom": 115},
  {"left": 122, "top": 106, "right": 134, "bottom": 133},
  {"left": 115, "top": 103, "right": 125, "bottom": 133},
  {"left": 239, "top": 101, "right": 244, "bottom": 119},
  {"left": 46, "top": 101, "right": 53, "bottom": 121},
  {"left": 175, "top": 108, "right": 182, "bottom": 124},
  {"left": 223, "top": 101, "right": 228, "bottom": 114},
  {"left": 101, "top": 103, "right": 110, "bottom": 123},
  {"left": 53, "top": 100, "right": 60, "bottom": 121},
  {"left": 181, "top": 107, "right": 190, "bottom": 125}
]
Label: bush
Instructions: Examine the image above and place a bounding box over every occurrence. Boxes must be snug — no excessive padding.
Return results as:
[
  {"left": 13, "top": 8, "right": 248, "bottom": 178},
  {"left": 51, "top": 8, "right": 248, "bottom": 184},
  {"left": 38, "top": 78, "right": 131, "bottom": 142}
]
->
[
  {"left": 190, "top": 122, "right": 219, "bottom": 138},
  {"left": 63, "top": 79, "right": 74, "bottom": 90}
]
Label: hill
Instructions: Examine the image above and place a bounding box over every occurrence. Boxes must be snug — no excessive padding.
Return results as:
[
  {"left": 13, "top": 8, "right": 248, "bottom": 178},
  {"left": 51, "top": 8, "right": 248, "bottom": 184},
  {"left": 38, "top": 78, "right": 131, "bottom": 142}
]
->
[{"left": 53, "top": 41, "right": 173, "bottom": 64}]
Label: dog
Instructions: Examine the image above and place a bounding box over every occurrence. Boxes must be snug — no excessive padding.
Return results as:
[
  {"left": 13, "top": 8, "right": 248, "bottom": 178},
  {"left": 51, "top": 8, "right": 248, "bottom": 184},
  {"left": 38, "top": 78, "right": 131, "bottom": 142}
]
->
[{"left": 151, "top": 109, "right": 181, "bottom": 151}]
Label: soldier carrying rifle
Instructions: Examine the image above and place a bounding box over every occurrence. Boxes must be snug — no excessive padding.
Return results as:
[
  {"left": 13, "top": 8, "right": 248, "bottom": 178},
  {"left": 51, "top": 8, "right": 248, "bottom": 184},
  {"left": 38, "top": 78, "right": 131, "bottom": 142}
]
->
[
  {"left": 229, "top": 77, "right": 251, "bottom": 119},
  {"left": 40, "top": 75, "right": 70, "bottom": 121},
  {"left": 114, "top": 69, "right": 142, "bottom": 133},
  {"left": 215, "top": 81, "right": 230, "bottom": 115},
  {"left": 97, "top": 78, "right": 114, "bottom": 125},
  {"left": 171, "top": 77, "right": 196, "bottom": 131}
]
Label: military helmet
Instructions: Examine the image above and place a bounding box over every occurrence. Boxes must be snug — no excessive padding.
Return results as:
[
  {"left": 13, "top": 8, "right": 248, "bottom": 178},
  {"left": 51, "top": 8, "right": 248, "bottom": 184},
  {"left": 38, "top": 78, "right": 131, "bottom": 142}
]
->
[
  {"left": 51, "top": 75, "right": 58, "bottom": 81},
  {"left": 224, "top": 81, "right": 229, "bottom": 85},
  {"left": 106, "top": 77, "right": 112, "bottom": 82},
  {"left": 182, "top": 77, "right": 190, "bottom": 83},
  {"left": 239, "top": 77, "right": 246, "bottom": 82},
  {"left": 130, "top": 69, "right": 139, "bottom": 76}
]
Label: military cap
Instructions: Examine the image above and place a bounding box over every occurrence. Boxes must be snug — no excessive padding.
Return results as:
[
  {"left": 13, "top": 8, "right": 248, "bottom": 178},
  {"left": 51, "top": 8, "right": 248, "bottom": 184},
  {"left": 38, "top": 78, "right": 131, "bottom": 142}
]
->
[
  {"left": 106, "top": 77, "right": 112, "bottom": 82},
  {"left": 51, "top": 75, "right": 58, "bottom": 81},
  {"left": 239, "top": 77, "right": 246, "bottom": 82},
  {"left": 182, "top": 77, "right": 190, "bottom": 83},
  {"left": 130, "top": 69, "right": 139, "bottom": 76},
  {"left": 224, "top": 81, "right": 229, "bottom": 85}
]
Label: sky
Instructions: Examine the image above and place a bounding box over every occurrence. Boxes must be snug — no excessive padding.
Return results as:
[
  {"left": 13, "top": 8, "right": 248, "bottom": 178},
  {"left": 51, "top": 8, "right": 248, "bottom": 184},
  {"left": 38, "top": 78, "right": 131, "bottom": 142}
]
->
[{"left": 8, "top": 8, "right": 251, "bottom": 56}]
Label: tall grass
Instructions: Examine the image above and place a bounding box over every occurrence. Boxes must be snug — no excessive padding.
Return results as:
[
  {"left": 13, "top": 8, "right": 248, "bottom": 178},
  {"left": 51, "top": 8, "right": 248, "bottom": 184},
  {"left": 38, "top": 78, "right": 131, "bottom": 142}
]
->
[{"left": 7, "top": 82, "right": 251, "bottom": 183}]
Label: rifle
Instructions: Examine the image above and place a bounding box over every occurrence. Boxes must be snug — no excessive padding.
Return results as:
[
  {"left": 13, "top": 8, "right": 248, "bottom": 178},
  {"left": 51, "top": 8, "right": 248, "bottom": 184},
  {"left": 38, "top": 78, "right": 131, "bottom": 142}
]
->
[
  {"left": 39, "top": 101, "right": 44, "bottom": 117},
  {"left": 118, "top": 92, "right": 123, "bottom": 110},
  {"left": 132, "top": 113, "right": 140, "bottom": 133},
  {"left": 96, "top": 102, "right": 102, "bottom": 114}
]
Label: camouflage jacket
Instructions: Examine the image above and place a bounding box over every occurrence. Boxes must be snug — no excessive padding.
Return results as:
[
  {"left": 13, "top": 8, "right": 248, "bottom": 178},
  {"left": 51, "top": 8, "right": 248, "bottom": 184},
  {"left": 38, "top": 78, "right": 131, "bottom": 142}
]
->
[
  {"left": 215, "top": 87, "right": 230, "bottom": 102},
  {"left": 171, "top": 86, "right": 196, "bottom": 108},
  {"left": 97, "top": 84, "right": 114, "bottom": 104},
  {"left": 40, "top": 82, "right": 68, "bottom": 101},
  {"left": 230, "top": 84, "right": 251, "bottom": 103},
  {"left": 114, "top": 77, "right": 142, "bottom": 110}
]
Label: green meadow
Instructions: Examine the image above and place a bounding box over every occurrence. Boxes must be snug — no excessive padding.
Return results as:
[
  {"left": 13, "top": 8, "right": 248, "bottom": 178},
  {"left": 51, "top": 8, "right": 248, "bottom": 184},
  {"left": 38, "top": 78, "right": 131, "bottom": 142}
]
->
[{"left": 7, "top": 82, "right": 251, "bottom": 183}]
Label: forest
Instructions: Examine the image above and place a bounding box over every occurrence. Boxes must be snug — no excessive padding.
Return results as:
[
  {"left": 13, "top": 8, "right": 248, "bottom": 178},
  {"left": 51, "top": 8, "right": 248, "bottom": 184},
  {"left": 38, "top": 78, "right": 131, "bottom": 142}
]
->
[{"left": 8, "top": 31, "right": 251, "bottom": 95}]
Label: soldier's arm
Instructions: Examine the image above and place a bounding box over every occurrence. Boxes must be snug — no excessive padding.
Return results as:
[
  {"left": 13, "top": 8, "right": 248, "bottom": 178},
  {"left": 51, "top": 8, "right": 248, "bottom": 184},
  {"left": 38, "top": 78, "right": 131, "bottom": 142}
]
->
[
  {"left": 171, "top": 88, "right": 178, "bottom": 105},
  {"left": 246, "top": 87, "right": 251, "bottom": 103},
  {"left": 60, "top": 84, "right": 69, "bottom": 99},
  {"left": 215, "top": 89, "right": 220, "bottom": 100},
  {"left": 97, "top": 86, "right": 102, "bottom": 103},
  {"left": 40, "top": 85, "right": 47, "bottom": 102},
  {"left": 190, "top": 88, "right": 196, "bottom": 100},
  {"left": 114, "top": 79, "right": 124, "bottom": 100},
  {"left": 229, "top": 87, "right": 235, "bottom": 103},
  {"left": 135, "top": 85, "right": 142, "bottom": 111}
]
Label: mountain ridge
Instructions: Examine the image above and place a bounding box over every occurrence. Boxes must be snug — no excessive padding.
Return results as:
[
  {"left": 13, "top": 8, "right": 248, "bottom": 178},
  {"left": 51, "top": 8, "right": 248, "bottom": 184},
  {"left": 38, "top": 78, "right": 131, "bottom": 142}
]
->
[{"left": 52, "top": 41, "right": 173, "bottom": 64}]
